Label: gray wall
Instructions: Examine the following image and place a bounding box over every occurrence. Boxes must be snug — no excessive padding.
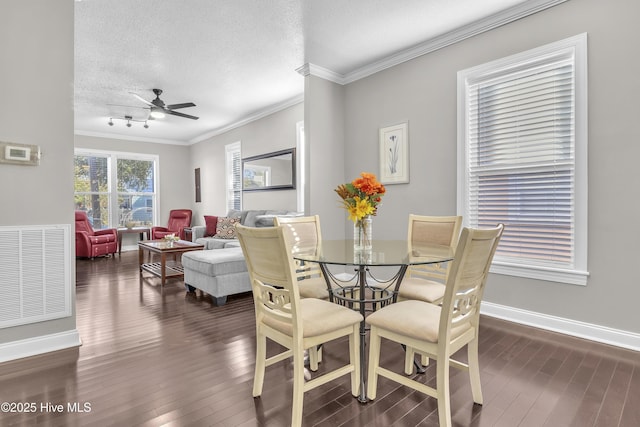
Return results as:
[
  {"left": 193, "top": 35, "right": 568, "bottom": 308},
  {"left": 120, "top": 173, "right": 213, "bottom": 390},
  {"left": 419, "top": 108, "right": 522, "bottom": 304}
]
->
[
  {"left": 341, "top": 0, "right": 640, "bottom": 333},
  {"left": 0, "top": 0, "right": 76, "bottom": 344},
  {"left": 304, "top": 76, "right": 346, "bottom": 239},
  {"left": 189, "top": 103, "right": 303, "bottom": 226}
]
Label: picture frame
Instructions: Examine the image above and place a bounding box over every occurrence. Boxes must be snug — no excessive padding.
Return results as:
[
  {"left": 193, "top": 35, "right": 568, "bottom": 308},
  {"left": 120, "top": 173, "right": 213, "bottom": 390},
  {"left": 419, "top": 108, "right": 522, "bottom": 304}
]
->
[
  {"left": 242, "top": 148, "right": 296, "bottom": 191},
  {"left": 379, "top": 122, "right": 409, "bottom": 184}
]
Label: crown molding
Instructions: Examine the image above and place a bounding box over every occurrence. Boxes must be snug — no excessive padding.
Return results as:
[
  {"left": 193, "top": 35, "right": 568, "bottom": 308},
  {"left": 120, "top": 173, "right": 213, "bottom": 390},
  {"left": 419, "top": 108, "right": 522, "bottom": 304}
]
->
[
  {"left": 74, "top": 130, "right": 189, "bottom": 146},
  {"left": 295, "top": 63, "right": 344, "bottom": 84},
  {"left": 300, "top": 0, "right": 569, "bottom": 85},
  {"left": 188, "top": 93, "right": 304, "bottom": 144}
]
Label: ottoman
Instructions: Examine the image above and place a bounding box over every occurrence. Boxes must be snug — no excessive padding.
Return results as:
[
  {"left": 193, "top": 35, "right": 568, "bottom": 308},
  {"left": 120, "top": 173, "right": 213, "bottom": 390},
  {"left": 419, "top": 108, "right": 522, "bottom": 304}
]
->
[{"left": 181, "top": 247, "right": 251, "bottom": 306}]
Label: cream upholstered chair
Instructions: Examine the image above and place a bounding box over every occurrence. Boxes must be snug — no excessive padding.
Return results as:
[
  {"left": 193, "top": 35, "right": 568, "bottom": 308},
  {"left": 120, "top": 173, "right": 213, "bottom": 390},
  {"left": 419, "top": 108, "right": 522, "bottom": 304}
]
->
[
  {"left": 398, "top": 214, "right": 463, "bottom": 304},
  {"left": 401, "top": 215, "right": 463, "bottom": 368},
  {"left": 275, "top": 215, "right": 330, "bottom": 371},
  {"left": 235, "top": 225, "right": 363, "bottom": 427},
  {"left": 274, "top": 215, "right": 331, "bottom": 300},
  {"left": 366, "top": 224, "right": 504, "bottom": 427}
]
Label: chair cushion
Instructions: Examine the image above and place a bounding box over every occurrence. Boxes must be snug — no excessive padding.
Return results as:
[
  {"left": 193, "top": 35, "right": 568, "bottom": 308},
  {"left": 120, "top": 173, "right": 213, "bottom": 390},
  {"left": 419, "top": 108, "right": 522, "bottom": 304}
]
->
[
  {"left": 366, "top": 300, "right": 471, "bottom": 343},
  {"left": 298, "top": 277, "right": 331, "bottom": 299},
  {"left": 213, "top": 217, "right": 240, "bottom": 239},
  {"left": 398, "top": 277, "right": 446, "bottom": 303},
  {"left": 263, "top": 298, "right": 363, "bottom": 338}
]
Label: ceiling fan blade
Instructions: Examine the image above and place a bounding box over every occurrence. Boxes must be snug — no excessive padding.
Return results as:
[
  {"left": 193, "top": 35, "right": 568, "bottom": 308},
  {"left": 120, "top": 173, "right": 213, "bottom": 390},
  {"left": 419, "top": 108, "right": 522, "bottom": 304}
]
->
[
  {"left": 107, "top": 103, "right": 149, "bottom": 109},
  {"left": 166, "top": 109, "right": 199, "bottom": 120},
  {"left": 166, "top": 102, "right": 196, "bottom": 110},
  {"left": 130, "top": 92, "right": 154, "bottom": 107}
]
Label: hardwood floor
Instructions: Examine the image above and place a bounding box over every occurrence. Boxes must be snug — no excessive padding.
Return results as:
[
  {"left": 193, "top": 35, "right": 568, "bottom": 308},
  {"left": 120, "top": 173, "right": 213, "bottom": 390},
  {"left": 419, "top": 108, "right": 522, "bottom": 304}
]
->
[{"left": 1, "top": 251, "right": 638, "bottom": 426}]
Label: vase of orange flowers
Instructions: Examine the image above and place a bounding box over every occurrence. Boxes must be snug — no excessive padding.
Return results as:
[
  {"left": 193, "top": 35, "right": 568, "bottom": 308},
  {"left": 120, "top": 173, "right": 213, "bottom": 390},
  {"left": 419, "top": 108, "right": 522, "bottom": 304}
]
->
[{"left": 335, "top": 172, "right": 386, "bottom": 251}]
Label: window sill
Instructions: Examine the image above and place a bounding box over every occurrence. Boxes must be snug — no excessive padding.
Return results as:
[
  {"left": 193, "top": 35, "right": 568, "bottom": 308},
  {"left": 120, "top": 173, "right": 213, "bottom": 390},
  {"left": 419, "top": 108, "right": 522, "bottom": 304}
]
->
[{"left": 490, "top": 261, "right": 589, "bottom": 286}]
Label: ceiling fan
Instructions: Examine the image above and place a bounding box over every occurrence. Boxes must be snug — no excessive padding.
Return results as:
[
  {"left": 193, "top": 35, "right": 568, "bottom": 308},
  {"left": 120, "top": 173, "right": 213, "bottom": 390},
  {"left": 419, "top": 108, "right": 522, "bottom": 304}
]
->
[{"left": 130, "top": 88, "right": 199, "bottom": 120}]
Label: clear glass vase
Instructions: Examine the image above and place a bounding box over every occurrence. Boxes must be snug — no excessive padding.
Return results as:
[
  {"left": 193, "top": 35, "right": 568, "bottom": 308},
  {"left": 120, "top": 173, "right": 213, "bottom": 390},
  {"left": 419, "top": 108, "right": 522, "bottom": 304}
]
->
[{"left": 353, "top": 215, "right": 372, "bottom": 251}]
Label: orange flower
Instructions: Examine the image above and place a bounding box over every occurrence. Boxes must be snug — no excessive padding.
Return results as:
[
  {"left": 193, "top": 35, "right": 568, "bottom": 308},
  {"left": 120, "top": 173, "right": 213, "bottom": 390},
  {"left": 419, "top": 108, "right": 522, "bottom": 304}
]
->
[
  {"left": 352, "top": 172, "right": 385, "bottom": 196},
  {"left": 335, "top": 172, "right": 386, "bottom": 222}
]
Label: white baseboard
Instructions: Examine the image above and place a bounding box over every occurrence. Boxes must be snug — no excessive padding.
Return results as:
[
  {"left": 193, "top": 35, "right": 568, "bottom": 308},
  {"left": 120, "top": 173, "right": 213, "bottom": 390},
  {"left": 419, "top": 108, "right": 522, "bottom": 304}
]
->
[
  {"left": 0, "top": 330, "right": 82, "bottom": 363},
  {"left": 481, "top": 302, "right": 640, "bottom": 352}
]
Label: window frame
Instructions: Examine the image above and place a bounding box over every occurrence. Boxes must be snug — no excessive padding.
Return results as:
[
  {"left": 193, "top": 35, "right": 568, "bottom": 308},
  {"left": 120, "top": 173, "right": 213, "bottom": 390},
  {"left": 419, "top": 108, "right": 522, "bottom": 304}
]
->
[
  {"left": 74, "top": 148, "right": 159, "bottom": 229},
  {"left": 225, "top": 141, "right": 242, "bottom": 211},
  {"left": 457, "top": 33, "right": 589, "bottom": 286}
]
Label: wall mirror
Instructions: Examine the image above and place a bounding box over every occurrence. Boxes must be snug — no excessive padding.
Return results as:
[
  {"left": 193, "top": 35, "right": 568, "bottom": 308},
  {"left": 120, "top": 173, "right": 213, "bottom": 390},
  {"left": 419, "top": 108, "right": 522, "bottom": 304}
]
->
[{"left": 242, "top": 148, "right": 296, "bottom": 191}]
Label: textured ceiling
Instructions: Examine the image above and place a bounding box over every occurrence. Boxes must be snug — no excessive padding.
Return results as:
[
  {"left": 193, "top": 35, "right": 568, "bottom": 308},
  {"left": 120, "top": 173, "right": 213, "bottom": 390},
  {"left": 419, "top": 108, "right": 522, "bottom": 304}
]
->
[{"left": 74, "top": 0, "right": 532, "bottom": 144}]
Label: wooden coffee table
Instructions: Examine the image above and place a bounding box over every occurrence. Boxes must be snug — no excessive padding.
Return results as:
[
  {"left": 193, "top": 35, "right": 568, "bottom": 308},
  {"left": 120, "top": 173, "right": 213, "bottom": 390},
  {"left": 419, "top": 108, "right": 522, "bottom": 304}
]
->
[{"left": 138, "top": 240, "right": 204, "bottom": 286}]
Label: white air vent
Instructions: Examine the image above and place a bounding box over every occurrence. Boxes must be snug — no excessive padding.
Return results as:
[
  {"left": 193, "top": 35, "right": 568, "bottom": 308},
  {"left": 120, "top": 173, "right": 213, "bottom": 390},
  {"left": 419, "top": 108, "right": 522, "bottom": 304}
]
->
[{"left": 0, "top": 225, "right": 71, "bottom": 328}]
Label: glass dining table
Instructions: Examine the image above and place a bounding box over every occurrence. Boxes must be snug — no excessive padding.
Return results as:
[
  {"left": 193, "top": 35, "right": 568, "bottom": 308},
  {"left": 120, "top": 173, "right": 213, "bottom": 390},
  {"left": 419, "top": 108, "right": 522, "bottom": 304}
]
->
[{"left": 293, "top": 239, "right": 454, "bottom": 403}]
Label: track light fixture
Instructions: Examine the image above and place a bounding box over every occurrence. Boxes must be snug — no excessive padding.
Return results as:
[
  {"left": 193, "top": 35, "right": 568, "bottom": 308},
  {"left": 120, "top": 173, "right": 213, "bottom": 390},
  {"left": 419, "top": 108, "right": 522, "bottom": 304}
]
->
[{"left": 107, "top": 115, "right": 150, "bottom": 129}]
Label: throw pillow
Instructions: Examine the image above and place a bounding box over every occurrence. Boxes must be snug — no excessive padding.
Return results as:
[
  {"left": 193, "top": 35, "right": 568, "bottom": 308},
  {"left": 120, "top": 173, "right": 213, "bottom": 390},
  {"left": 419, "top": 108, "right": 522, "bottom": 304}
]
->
[
  {"left": 204, "top": 215, "right": 218, "bottom": 237},
  {"left": 213, "top": 216, "right": 240, "bottom": 239}
]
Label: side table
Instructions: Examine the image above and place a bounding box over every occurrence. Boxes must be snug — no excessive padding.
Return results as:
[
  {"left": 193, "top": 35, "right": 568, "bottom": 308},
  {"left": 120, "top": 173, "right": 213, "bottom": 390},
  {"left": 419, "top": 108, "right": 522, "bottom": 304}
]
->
[
  {"left": 183, "top": 227, "right": 193, "bottom": 242},
  {"left": 117, "top": 227, "right": 151, "bottom": 255}
]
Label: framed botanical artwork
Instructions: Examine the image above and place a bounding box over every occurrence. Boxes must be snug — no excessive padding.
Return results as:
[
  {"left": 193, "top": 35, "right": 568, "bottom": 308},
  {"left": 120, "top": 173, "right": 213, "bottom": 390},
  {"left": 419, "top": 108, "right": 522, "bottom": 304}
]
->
[{"left": 379, "top": 122, "right": 409, "bottom": 184}]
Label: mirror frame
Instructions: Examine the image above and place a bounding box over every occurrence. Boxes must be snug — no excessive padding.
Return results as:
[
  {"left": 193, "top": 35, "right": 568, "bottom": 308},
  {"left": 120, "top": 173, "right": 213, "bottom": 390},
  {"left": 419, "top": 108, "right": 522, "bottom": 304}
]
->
[{"left": 242, "top": 148, "right": 296, "bottom": 191}]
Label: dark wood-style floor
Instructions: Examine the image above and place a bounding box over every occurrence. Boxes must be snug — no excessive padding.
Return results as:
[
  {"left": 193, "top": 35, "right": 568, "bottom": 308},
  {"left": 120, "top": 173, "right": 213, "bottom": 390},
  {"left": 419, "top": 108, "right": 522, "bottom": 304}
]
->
[{"left": 1, "top": 251, "right": 639, "bottom": 426}]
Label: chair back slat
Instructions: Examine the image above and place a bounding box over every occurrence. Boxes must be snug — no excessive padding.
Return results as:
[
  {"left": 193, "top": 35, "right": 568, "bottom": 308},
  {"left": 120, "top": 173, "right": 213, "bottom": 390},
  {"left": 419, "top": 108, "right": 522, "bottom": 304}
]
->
[
  {"left": 275, "top": 216, "right": 324, "bottom": 281},
  {"left": 407, "top": 215, "right": 462, "bottom": 282}
]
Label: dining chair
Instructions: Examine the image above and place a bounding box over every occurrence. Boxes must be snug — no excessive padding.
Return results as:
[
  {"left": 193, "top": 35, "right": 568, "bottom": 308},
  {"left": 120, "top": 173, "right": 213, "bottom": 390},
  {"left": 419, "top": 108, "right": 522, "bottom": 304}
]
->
[
  {"left": 274, "top": 215, "right": 330, "bottom": 370},
  {"left": 399, "top": 215, "right": 463, "bottom": 368},
  {"left": 365, "top": 224, "right": 503, "bottom": 427},
  {"left": 398, "top": 214, "right": 463, "bottom": 304},
  {"left": 235, "top": 225, "right": 363, "bottom": 427}
]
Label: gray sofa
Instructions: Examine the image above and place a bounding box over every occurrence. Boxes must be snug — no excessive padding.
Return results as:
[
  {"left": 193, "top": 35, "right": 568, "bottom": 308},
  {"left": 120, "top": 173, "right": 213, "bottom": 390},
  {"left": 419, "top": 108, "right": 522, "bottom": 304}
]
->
[
  {"left": 182, "top": 209, "right": 301, "bottom": 305},
  {"left": 190, "top": 209, "right": 301, "bottom": 249}
]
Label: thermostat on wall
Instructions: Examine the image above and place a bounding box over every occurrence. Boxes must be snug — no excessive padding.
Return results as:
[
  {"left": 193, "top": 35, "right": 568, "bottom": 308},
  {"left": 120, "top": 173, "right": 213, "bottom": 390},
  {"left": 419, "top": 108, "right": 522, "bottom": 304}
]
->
[
  {"left": 0, "top": 141, "right": 40, "bottom": 166},
  {"left": 5, "top": 145, "right": 31, "bottom": 161}
]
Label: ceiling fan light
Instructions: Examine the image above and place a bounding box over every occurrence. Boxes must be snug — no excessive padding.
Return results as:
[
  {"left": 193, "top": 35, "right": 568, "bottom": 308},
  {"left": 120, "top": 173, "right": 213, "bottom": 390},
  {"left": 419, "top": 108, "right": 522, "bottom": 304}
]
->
[{"left": 150, "top": 107, "right": 165, "bottom": 119}]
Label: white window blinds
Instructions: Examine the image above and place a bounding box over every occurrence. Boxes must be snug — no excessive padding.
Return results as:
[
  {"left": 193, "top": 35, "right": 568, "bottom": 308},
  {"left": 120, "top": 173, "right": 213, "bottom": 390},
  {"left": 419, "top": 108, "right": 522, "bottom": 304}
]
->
[
  {"left": 459, "top": 34, "right": 588, "bottom": 285},
  {"left": 469, "top": 61, "right": 574, "bottom": 266},
  {"left": 225, "top": 142, "right": 242, "bottom": 211}
]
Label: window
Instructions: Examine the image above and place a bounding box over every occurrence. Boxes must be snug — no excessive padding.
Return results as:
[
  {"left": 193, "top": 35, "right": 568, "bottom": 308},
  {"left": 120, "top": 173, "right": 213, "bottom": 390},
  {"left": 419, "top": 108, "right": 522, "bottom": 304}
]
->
[
  {"left": 74, "top": 150, "right": 158, "bottom": 229},
  {"left": 457, "top": 34, "right": 588, "bottom": 285},
  {"left": 225, "top": 142, "right": 242, "bottom": 211}
]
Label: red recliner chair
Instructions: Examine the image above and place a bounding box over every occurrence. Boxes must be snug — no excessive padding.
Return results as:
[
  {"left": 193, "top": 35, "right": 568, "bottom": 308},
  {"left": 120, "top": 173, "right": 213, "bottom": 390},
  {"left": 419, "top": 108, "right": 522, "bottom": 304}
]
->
[
  {"left": 151, "top": 209, "right": 192, "bottom": 240},
  {"left": 75, "top": 210, "right": 118, "bottom": 258}
]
